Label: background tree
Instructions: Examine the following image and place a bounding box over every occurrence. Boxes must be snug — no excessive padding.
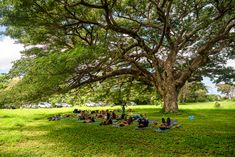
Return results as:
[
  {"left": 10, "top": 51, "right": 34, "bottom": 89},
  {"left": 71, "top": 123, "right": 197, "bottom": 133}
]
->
[
  {"left": 67, "top": 76, "right": 158, "bottom": 105},
  {"left": 216, "top": 83, "right": 235, "bottom": 99},
  {"left": 178, "top": 81, "right": 208, "bottom": 103},
  {"left": 0, "top": 0, "right": 235, "bottom": 112},
  {"left": 0, "top": 74, "right": 8, "bottom": 90},
  {"left": 0, "top": 74, "right": 21, "bottom": 106},
  {"left": 87, "top": 77, "right": 158, "bottom": 105}
]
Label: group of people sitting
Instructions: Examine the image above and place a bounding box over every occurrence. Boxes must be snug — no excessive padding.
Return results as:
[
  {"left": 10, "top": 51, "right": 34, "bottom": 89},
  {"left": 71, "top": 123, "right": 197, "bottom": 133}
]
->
[
  {"left": 100, "top": 112, "right": 150, "bottom": 128},
  {"left": 76, "top": 109, "right": 118, "bottom": 123},
  {"left": 74, "top": 108, "right": 148, "bottom": 128},
  {"left": 51, "top": 108, "right": 179, "bottom": 130},
  {"left": 159, "top": 118, "right": 172, "bottom": 129}
]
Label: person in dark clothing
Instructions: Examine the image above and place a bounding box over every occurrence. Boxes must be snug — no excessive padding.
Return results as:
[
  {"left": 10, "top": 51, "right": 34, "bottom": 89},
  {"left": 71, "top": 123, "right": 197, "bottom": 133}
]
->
[
  {"left": 159, "top": 117, "right": 171, "bottom": 129},
  {"left": 73, "top": 109, "right": 81, "bottom": 113},
  {"left": 138, "top": 118, "right": 149, "bottom": 128},
  {"left": 127, "top": 117, "right": 134, "bottom": 125},
  {"left": 166, "top": 117, "right": 171, "bottom": 126},
  {"left": 111, "top": 111, "right": 117, "bottom": 119},
  {"left": 106, "top": 111, "right": 111, "bottom": 120},
  {"left": 121, "top": 102, "right": 127, "bottom": 119}
]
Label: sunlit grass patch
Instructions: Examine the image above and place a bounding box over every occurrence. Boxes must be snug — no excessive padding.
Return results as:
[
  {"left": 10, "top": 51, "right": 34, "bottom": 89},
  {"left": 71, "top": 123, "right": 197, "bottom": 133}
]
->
[{"left": 0, "top": 102, "right": 235, "bottom": 156}]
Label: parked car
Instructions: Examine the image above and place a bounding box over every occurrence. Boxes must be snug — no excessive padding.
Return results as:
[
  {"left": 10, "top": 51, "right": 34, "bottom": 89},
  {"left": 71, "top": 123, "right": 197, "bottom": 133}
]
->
[
  {"left": 55, "top": 102, "right": 71, "bottom": 108},
  {"left": 111, "top": 101, "right": 137, "bottom": 106},
  {"left": 38, "top": 102, "right": 52, "bottom": 108},
  {"left": 96, "top": 101, "right": 105, "bottom": 106},
  {"left": 22, "top": 104, "right": 38, "bottom": 108},
  {"left": 126, "top": 101, "right": 137, "bottom": 106},
  {"left": 85, "top": 101, "right": 107, "bottom": 107},
  {"left": 22, "top": 104, "right": 31, "bottom": 108},
  {"left": 31, "top": 105, "right": 39, "bottom": 109},
  {"left": 85, "top": 102, "right": 96, "bottom": 107}
]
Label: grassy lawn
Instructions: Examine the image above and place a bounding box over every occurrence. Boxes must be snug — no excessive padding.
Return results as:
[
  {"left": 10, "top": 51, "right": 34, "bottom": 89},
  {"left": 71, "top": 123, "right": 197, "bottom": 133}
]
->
[{"left": 0, "top": 101, "right": 235, "bottom": 157}]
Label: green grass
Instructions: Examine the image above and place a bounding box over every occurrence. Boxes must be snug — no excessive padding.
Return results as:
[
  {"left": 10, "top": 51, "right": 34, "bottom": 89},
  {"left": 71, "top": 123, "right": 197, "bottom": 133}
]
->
[{"left": 0, "top": 101, "right": 235, "bottom": 157}]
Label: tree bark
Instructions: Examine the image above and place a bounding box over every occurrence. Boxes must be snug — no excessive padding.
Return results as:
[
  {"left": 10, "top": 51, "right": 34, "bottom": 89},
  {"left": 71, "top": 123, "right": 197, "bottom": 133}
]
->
[
  {"left": 161, "top": 75, "right": 179, "bottom": 112},
  {"left": 163, "top": 84, "right": 179, "bottom": 112}
]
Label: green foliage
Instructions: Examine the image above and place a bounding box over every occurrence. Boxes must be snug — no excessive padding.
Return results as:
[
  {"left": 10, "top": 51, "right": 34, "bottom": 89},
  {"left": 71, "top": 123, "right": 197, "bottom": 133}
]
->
[
  {"left": 214, "top": 101, "right": 221, "bottom": 108},
  {"left": 0, "top": 0, "right": 234, "bottom": 112},
  {"left": 67, "top": 77, "right": 160, "bottom": 105},
  {"left": 207, "top": 94, "right": 221, "bottom": 102},
  {"left": 178, "top": 81, "right": 208, "bottom": 103},
  {"left": 1, "top": 45, "right": 107, "bottom": 105},
  {"left": 0, "top": 74, "right": 8, "bottom": 90},
  {"left": 216, "top": 83, "right": 235, "bottom": 99}
]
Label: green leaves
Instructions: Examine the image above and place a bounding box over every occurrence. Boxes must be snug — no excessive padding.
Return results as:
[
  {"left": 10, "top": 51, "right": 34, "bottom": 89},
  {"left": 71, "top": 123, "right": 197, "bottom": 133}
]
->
[
  {"left": 1, "top": 43, "right": 109, "bottom": 104},
  {"left": 216, "top": 83, "right": 235, "bottom": 99},
  {"left": 0, "top": 74, "right": 9, "bottom": 91},
  {"left": 0, "top": 0, "right": 234, "bottom": 109}
]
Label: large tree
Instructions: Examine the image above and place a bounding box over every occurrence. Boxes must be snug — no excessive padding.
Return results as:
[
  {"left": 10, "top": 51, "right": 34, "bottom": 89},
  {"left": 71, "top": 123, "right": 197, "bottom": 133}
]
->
[{"left": 0, "top": 0, "right": 235, "bottom": 112}]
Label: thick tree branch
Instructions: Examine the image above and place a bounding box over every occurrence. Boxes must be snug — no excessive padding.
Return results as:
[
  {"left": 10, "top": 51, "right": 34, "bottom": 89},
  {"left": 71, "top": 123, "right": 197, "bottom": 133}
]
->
[
  {"left": 69, "top": 68, "right": 142, "bottom": 88},
  {"left": 176, "top": 22, "right": 234, "bottom": 87}
]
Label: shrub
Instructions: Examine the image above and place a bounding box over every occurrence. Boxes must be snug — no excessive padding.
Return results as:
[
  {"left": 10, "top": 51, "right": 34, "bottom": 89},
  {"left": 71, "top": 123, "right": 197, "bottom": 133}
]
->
[
  {"left": 214, "top": 102, "right": 221, "bottom": 108},
  {"left": 207, "top": 94, "right": 221, "bottom": 102}
]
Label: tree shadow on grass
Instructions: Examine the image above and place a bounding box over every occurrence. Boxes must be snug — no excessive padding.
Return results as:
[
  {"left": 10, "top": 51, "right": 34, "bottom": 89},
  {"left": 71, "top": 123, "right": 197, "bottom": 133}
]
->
[
  {"left": 2, "top": 110, "right": 235, "bottom": 157},
  {"left": 15, "top": 119, "right": 235, "bottom": 156},
  {"left": 5, "top": 120, "right": 171, "bottom": 157}
]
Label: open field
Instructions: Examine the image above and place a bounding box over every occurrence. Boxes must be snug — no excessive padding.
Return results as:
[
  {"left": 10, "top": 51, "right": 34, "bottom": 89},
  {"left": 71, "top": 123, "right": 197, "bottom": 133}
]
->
[{"left": 0, "top": 101, "right": 235, "bottom": 157}]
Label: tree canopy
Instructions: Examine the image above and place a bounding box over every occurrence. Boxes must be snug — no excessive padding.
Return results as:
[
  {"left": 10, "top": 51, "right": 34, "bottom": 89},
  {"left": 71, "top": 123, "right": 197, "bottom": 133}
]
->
[
  {"left": 216, "top": 83, "right": 235, "bottom": 99},
  {"left": 0, "top": 0, "right": 234, "bottom": 112}
]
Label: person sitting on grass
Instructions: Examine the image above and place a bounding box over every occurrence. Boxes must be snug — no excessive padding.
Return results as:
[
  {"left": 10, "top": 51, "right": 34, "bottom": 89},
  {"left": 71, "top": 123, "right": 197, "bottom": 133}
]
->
[
  {"left": 96, "top": 112, "right": 104, "bottom": 119},
  {"left": 100, "top": 118, "right": 113, "bottom": 125},
  {"left": 73, "top": 109, "right": 81, "bottom": 113},
  {"left": 96, "top": 110, "right": 102, "bottom": 118},
  {"left": 138, "top": 118, "right": 149, "bottom": 128},
  {"left": 118, "top": 120, "right": 128, "bottom": 127},
  {"left": 127, "top": 116, "right": 134, "bottom": 125},
  {"left": 79, "top": 111, "right": 86, "bottom": 120},
  {"left": 48, "top": 114, "right": 61, "bottom": 121},
  {"left": 159, "top": 118, "right": 171, "bottom": 130},
  {"left": 117, "top": 116, "right": 133, "bottom": 127},
  {"left": 116, "top": 113, "right": 126, "bottom": 120},
  {"left": 106, "top": 110, "right": 111, "bottom": 120},
  {"left": 64, "top": 114, "right": 79, "bottom": 118},
  {"left": 101, "top": 110, "right": 106, "bottom": 115},
  {"left": 83, "top": 117, "right": 95, "bottom": 123},
  {"left": 111, "top": 110, "right": 117, "bottom": 119},
  {"left": 132, "top": 114, "right": 144, "bottom": 120},
  {"left": 91, "top": 111, "right": 96, "bottom": 114},
  {"left": 100, "top": 111, "right": 113, "bottom": 125}
]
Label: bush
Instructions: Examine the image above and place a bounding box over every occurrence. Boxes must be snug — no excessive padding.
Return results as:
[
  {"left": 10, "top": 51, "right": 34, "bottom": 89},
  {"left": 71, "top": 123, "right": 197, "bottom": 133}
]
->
[
  {"left": 207, "top": 94, "right": 221, "bottom": 102},
  {"left": 196, "top": 97, "right": 208, "bottom": 102},
  {"left": 214, "top": 102, "right": 221, "bottom": 108}
]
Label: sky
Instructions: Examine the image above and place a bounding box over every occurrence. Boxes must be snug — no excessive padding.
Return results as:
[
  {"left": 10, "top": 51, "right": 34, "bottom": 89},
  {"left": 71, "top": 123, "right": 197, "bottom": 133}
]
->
[
  {"left": 0, "top": 27, "right": 234, "bottom": 95},
  {"left": 0, "top": 37, "right": 25, "bottom": 73}
]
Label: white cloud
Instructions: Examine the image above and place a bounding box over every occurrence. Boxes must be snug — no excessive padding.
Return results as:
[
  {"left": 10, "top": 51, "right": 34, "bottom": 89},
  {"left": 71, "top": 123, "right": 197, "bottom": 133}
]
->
[
  {"left": 202, "top": 77, "right": 218, "bottom": 94},
  {"left": 227, "top": 59, "right": 235, "bottom": 68},
  {"left": 0, "top": 37, "right": 24, "bottom": 73}
]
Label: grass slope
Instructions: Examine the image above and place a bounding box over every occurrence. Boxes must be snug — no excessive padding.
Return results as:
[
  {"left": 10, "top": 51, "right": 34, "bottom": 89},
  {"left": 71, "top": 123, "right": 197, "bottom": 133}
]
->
[{"left": 0, "top": 101, "right": 235, "bottom": 157}]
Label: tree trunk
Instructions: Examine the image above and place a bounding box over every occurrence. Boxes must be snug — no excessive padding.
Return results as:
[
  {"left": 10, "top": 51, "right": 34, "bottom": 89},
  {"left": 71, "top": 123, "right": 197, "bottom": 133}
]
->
[{"left": 163, "top": 83, "right": 179, "bottom": 112}]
